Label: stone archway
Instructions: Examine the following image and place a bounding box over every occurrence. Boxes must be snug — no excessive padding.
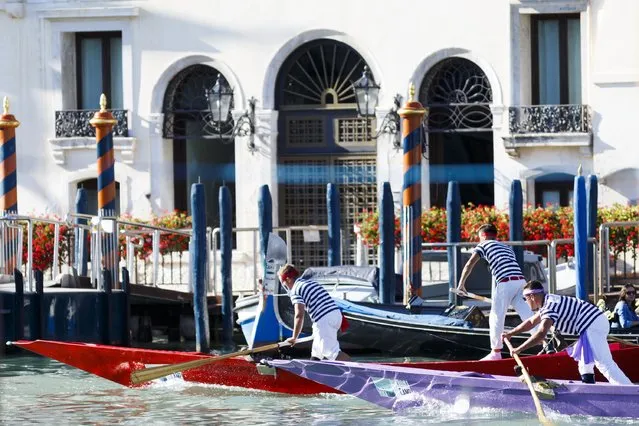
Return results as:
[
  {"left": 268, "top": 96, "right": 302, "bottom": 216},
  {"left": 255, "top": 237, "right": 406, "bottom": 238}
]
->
[
  {"left": 274, "top": 38, "right": 378, "bottom": 267},
  {"left": 419, "top": 57, "right": 495, "bottom": 207},
  {"left": 161, "top": 64, "right": 236, "bottom": 227}
]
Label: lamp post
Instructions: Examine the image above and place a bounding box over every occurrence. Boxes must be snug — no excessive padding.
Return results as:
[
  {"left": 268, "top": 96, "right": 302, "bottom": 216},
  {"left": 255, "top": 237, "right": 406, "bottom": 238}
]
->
[
  {"left": 352, "top": 67, "right": 401, "bottom": 147},
  {"left": 206, "top": 73, "right": 257, "bottom": 152}
]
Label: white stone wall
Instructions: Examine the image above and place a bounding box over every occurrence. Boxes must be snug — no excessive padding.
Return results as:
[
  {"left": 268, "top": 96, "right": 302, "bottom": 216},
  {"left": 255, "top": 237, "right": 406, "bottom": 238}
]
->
[{"left": 0, "top": 0, "right": 636, "bottom": 228}]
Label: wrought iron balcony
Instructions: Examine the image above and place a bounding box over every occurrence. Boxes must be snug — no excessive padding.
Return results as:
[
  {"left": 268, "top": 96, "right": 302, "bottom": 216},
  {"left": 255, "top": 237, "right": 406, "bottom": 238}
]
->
[
  {"left": 509, "top": 104, "right": 591, "bottom": 135},
  {"left": 55, "top": 109, "right": 129, "bottom": 138}
]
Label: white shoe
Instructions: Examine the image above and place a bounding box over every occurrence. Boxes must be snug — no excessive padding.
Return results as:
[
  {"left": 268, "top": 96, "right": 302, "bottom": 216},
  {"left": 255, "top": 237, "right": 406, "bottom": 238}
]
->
[{"left": 480, "top": 351, "right": 502, "bottom": 361}]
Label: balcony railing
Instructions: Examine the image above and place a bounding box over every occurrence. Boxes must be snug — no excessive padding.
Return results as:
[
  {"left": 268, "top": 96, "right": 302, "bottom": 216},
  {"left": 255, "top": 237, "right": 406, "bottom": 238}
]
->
[
  {"left": 55, "top": 109, "right": 129, "bottom": 138},
  {"left": 509, "top": 105, "right": 591, "bottom": 135}
]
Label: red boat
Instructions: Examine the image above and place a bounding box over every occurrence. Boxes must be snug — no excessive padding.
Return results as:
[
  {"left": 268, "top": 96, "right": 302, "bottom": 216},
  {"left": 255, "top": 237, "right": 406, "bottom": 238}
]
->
[{"left": 10, "top": 340, "right": 638, "bottom": 394}]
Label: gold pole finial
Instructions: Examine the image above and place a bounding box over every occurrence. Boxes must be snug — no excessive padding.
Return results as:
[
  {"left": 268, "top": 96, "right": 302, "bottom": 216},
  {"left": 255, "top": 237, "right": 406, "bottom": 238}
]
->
[
  {"left": 99, "top": 93, "right": 107, "bottom": 112},
  {"left": 577, "top": 164, "right": 583, "bottom": 177},
  {"left": 3, "top": 97, "right": 8, "bottom": 115},
  {"left": 408, "top": 83, "right": 415, "bottom": 102}
]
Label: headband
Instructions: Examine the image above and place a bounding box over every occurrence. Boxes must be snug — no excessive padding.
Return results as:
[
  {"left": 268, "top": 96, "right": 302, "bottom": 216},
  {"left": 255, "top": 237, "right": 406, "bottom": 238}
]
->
[
  {"left": 523, "top": 288, "right": 545, "bottom": 296},
  {"left": 279, "top": 270, "right": 297, "bottom": 283}
]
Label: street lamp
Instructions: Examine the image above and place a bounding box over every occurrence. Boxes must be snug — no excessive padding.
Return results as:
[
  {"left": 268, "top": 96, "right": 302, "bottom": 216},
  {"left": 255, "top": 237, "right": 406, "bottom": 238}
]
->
[
  {"left": 206, "top": 73, "right": 258, "bottom": 153},
  {"left": 352, "top": 67, "right": 401, "bottom": 148}
]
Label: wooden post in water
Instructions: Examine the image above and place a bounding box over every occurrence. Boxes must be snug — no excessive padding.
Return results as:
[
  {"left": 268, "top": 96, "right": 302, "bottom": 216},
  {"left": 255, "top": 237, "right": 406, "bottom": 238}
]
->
[
  {"left": 446, "top": 181, "right": 461, "bottom": 306},
  {"left": 327, "top": 183, "right": 341, "bottom": 266},
  {"left": 509, "top": 179, "right": 524, "bottom": 270},
  {"left": 74, "top": 188, "right": 89, "bottom": 277},
  {"left": 219, "top": 185, "right": 233, "bottom": 348},
  {"left": 89, "top": 94, "right": 118, "bottom": 289},
  {"left": 0, "top": 97, "right": 20, "bottom": 277},
  {"left": 574, "top": 166, "right": 587, "bottom": 301},
  {"left": 399, "top": 84, "right": 427, "bottom": 306},
  {"left": 586, "top": 175, "right": 598, "bottom": 295},
  {"left": 379, "top": 182, "right": 395, "bottom": 304},
  {"left": 191, "top": 182, "right": 210, "bottom": 353}
]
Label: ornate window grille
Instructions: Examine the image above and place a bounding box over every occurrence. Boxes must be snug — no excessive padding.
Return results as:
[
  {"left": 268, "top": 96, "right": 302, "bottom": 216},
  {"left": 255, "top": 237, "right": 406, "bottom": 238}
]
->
[
  {"left": 55, "top": 110, "right": 128, "bottom": 137},
  {"left": 509, "top": 105, "right": 591, "bottom": 134},
  {"left": 162, "top": 64, "right": 234, "bottom": 140},
  {"left": 419, "top": 58, "right": 493, "bottom": 133},
  {"left": 276, "top": 39, "right": 371, "bottom": 108}
]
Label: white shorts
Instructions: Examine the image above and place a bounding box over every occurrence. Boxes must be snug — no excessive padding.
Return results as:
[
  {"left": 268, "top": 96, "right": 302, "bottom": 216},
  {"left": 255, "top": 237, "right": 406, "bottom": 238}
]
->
[{"left": 311, "top": 309, "right": 342, "bottom": 360}]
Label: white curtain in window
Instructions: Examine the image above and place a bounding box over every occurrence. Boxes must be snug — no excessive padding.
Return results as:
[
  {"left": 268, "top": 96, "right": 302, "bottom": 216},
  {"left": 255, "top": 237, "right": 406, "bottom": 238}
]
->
[
  {"left": 537, "top": 20, "right": 560, "bottom": 105},
  {"left": 542, "top": 190, "right": 560, "bottom": 210},
  {"left": 110, "top": 37, "right": 123, "bottom": 109},
  {"left": 567, "top": 18, "right": 581, "bottom": 104},
  {"left": 80, "top": 38, "right": 103, "bottom": 109}
]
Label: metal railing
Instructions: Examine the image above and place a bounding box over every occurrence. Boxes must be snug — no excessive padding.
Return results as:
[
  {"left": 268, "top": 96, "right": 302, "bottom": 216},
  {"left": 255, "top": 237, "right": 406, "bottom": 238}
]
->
[
  {"left": 508, "top": 104, "right": 591, "bottom": 134},
  {"left": 599, "top": 221, "right": 639, "bottom": 293},
  {"left": 208, "top": 225, "right": 332, "bottom": 296}
]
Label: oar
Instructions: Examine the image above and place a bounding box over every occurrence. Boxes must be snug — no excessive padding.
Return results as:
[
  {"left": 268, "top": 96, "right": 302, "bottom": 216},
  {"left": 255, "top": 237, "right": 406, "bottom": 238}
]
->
[
  {"left": 607, "top": 335, "right": 639, "bottom": 347},
  {"left": 131, "top": 335, "right": 313, "bottom": 385},
  {"left": 449, "top": 288, "right": 492, "bottom": 303},
  {"left": 504, "top": 338, "right": 553, "bottom": 426}
]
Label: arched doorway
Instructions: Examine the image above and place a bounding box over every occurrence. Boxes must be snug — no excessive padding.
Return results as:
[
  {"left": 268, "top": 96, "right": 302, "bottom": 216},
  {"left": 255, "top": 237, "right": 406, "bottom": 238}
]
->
[
  {"left": 76, "top": 178, "right": 121, "bottom": 216},
  {"left": 419, "top": 58, "right": 494, "bottom": 207},
  {"left": 162, "top": 64, "right": 235, "bottom": 227},
  {"left": 275, "top": 39, "right": 377, "bottom": 267}
]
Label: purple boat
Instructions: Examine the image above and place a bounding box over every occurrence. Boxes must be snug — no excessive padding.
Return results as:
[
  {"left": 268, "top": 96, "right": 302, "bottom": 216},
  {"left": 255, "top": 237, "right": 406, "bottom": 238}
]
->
[{"left": 267, "top": 359, "right": 639, "bottom": 418}]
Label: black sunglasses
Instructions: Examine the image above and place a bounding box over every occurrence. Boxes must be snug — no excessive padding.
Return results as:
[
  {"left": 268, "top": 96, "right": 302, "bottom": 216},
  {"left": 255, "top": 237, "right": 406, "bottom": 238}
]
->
[{"left": 627, "top": 291, "right": 636, "bottom": 295}]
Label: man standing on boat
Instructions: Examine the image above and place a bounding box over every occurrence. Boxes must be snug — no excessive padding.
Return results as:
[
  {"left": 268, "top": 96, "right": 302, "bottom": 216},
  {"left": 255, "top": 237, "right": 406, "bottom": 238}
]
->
[
  {"left": 503, "top": 280, "right": 631, "bottom": 384},
  {"left": 456, "top": 223, "right": 534, "bottom": 361},
  {"left": 278, "top": 264, "right": 350, "bottom": 361}
]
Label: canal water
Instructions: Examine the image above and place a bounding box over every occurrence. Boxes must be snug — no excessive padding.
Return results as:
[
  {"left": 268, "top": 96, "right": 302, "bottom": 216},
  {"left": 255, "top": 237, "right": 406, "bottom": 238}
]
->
[{"left": 0, "top": 354, "right": 632, "bottom": 425}]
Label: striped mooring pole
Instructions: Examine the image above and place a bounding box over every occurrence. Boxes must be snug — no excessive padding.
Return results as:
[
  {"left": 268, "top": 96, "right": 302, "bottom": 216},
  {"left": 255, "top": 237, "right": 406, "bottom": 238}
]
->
[
  {"left": 0, "top": 97, "right": 20, "bottom": 275},
  {"left": 399, "top": 84, "right": 427, "bottom": 307},
  {"left": 90, "top": 94, "right": 118, "bottom": 287}
]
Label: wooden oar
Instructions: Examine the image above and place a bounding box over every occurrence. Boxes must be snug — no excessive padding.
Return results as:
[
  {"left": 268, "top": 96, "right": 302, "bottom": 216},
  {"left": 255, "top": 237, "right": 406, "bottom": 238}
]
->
[
  {"left": 131, "top": 335, "right": 313, "bottom": 385},
  {"left": 504, "top": 338, "right": 553, "bottom": 426},
  {"left": 449, "top": 288, "right": 492, "bottom": 303},
  {"left": 607, "top": 335, "right": 639, "bottom": 347}
]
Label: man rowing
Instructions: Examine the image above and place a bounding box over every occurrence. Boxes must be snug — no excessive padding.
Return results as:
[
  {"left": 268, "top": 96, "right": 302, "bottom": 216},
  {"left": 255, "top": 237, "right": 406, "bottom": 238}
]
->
[
  {"left": 457, "top": 223, "right": 534, "bottom": 361},
  {"left": 503, "top": 279, "right": 631, "bottom": 384},
  {"left": 278, "top": 263, "right": 350, "bottom": 361}
]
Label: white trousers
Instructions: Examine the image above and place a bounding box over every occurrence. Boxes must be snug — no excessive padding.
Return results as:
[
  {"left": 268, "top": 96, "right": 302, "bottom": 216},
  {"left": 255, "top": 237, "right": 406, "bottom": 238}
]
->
[
  {"left": 489, "top": 278, "right": 534, "bottom": 350},
  {"left": 311, "top": 309, "right": 342, "bottom": 360},
  {"left": 579, "top": 314, "right": 631, "bottom": 384}
]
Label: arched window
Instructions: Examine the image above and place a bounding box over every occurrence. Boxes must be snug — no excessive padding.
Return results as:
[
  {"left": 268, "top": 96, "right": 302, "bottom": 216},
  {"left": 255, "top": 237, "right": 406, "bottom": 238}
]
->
[
  {"left": 162, "top": 64, "right": 236, "bottom": 227},
  {"left": 535, "top": 173, "right": 575, "bottom": 208},
  {"left": 420, "top": 57, "right": 493, "bottom": 132}
]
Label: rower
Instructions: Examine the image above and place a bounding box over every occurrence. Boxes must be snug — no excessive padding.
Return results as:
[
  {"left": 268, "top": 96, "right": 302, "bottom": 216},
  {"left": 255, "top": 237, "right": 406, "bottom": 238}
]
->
[{"left": 503, "top": 279, "right": 631, "bottom": 385}]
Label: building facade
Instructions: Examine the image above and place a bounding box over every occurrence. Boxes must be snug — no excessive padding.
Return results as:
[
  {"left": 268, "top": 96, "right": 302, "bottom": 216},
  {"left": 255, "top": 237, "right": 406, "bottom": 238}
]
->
[{"left": 0, "top": 0, "right": 637, "bottom": 266}]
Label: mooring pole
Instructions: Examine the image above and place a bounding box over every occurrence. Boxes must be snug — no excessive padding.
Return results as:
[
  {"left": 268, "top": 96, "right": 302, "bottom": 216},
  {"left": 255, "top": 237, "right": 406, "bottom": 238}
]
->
[
  {"left": 191, "top": 183, "right": 210, "bottom": 353},
  {"left": 399, "top": 84, "right": 427, "bottom": 307},
  {"left": 379, "top": 182, "right": 395, "bottom": 304},
  {"left": 219, "top": 185, "right": 233, "bottom": 348},
  {"left": 446, "top": 181, "right": 461, "bottom": 305},
  {"left": 327, "top": 183, "right": 341, "bottom": 266},
  {"left": 0, "top": 97, "right": 20, "bottom": 278},
  {"left": 586, "top": 175, "right": 598, "bottom": 296},
  {"left": 89, "top": 94, "right": 118, "bottom": 289},
  {"left": 574, "top": 166, "right": 587, "bottom": 301},
  {"left": 509, "top": 179, "right": 524, "bottom": 270}
]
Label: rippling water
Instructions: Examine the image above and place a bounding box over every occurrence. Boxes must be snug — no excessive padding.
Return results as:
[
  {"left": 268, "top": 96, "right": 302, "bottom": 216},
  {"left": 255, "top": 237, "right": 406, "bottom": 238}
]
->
[{"left": 0, "top": 355, "right": 634, "bottom": 425}]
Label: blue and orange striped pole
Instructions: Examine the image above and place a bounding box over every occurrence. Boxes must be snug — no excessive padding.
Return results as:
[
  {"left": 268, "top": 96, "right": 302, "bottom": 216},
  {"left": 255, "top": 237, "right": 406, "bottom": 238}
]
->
[
  {"left": 90, "top": 94, "right": 118, "bottom": 285},
  {"left": 399, "top": 84, "right": 427, "bottom": 307},
  {"left": 0, "top": 97, "right": 19, "bottom": 214},
  {"left": 0, "top": 97, "right": 20, "bottom": 275}
]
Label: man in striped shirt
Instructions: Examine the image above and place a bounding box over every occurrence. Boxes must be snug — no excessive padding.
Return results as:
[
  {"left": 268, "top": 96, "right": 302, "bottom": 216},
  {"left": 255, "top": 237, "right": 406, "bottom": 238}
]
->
[
  {"left": 503, "top": 280, "right": 631, "bottom": 384},
  {"left": 278, "top": 264, "right": 350, "bottom": 361},
  {"left": 457, "top": 224, "right": 534, "bottom": 361}
]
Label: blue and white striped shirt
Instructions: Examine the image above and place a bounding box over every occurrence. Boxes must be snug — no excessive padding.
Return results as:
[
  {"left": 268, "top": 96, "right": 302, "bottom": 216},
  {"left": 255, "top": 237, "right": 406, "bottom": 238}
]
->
[
  {"left": 539, "top": 294, "right": 603, "bottom": 335},
  {"left": 473, "top": 240, "right": 522, "bottom": 282},
  {"left": 290, "top": 278, "right": 339, "bottom": 322}
]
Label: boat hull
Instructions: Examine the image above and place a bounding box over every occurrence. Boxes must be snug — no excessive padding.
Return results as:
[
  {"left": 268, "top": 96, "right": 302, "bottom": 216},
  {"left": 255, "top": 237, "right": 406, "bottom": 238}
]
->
[
  {"left": 268, "top": 359, "right": 639, "bottom": 418},
  {"left": 10, "top": 339, "right": 639, "bottom": 394}
]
